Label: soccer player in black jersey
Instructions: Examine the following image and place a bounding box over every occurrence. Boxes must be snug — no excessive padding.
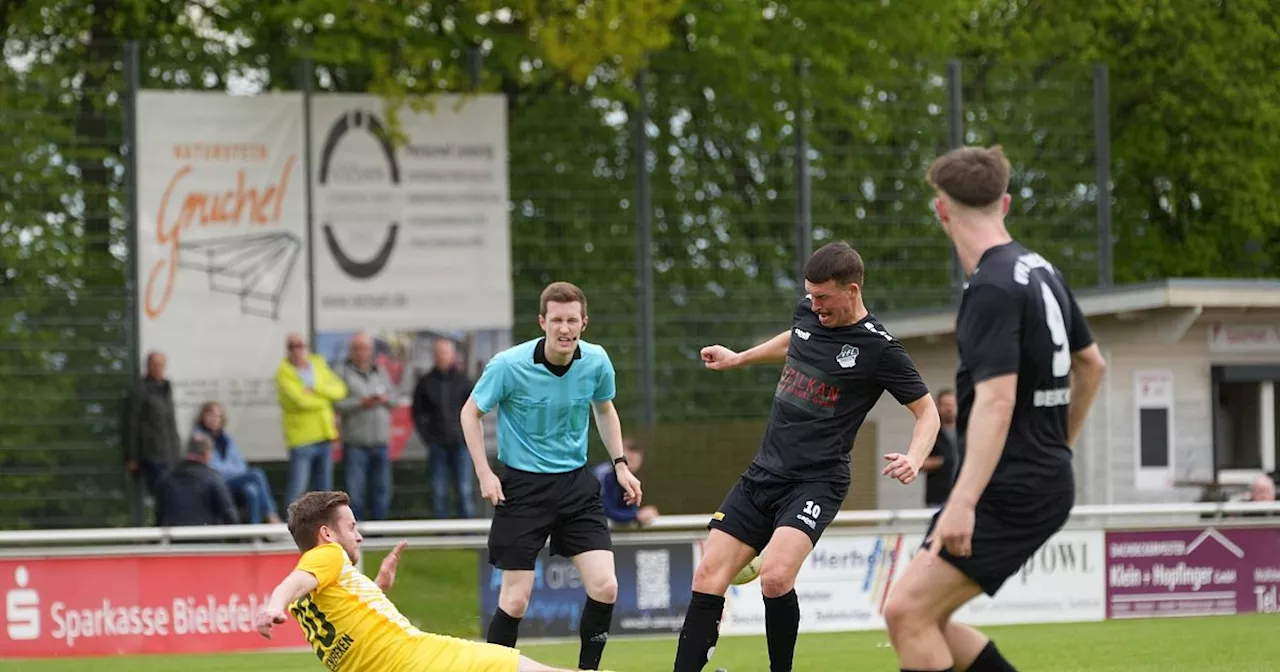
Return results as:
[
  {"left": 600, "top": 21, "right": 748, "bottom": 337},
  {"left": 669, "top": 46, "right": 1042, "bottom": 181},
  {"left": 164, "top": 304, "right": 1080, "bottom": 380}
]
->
[
  {"left": 883, "top": 146, "right": 1108, "bottom": 672},
  {"left": 671, "top": 242, "right": 942, "bottom": 672}
]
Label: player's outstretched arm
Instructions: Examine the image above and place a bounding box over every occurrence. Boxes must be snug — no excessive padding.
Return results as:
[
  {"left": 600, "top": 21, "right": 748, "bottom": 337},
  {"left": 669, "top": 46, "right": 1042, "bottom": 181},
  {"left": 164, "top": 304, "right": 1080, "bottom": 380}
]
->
[
  {"left": 1067, "top": 344, "right": 1106, "bottom": 446},
  {"left": 701, "top": 330, "right": 789, "bottom": 370},
  {"left": 255, "top": 569, "right": 319, "bottom": 639}
]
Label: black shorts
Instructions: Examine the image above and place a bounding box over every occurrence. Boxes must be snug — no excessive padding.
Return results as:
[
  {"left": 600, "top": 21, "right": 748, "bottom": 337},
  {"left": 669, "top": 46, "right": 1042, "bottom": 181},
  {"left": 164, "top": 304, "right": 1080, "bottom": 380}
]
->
[
  {"left": 708, "top": 465, "right": 848, "bottom": 553},
  {"left": 487, "top": 466, "right": 612, "bottom": 570},
  {"left": 926, "top": 487, "right": 1074, "bottom": 596}
]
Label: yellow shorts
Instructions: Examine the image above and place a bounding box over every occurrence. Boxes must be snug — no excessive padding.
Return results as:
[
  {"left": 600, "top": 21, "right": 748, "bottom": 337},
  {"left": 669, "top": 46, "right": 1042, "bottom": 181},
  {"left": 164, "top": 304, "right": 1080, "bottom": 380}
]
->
[{"left": 412, "top": 633, "right": 521, "bottom": 672}]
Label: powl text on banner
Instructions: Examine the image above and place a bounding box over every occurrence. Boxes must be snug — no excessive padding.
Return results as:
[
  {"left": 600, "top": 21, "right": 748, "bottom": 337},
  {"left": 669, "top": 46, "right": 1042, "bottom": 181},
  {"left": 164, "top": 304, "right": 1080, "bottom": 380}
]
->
[
  {"left": 135, "top": 91, "right": 310, "bottom": 461},
  {"left": 0, "top": 552, "right": 306, "bottom": 657}
]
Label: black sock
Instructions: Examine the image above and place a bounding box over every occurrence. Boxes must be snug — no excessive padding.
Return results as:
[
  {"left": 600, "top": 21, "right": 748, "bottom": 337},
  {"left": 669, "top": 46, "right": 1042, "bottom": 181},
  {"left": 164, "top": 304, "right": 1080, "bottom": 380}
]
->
[
  {"left": 578, "top": 597, "right": 614, "bottom": 670},
  {"left": 763, "top": 589, "right": 800, "bottom": 672},
  {"left": 968, "top": 640, "right": 1017, "bottom": 671},
  {"left": 486, "top": 607, "right": 521, "bottom": 648},
  {"left": 673, "top": 591, "right": 725, "bottom": 672}
]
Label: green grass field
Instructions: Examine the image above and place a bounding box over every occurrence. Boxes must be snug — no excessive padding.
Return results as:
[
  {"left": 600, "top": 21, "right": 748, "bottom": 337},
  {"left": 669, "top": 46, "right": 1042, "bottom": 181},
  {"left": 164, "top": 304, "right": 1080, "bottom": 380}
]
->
[
  {"left": 2, "top": 549, "right": 1275, "bottom": 671},
  {"left": 2, "top": 615, "right": 1276, "bottom": 671}
]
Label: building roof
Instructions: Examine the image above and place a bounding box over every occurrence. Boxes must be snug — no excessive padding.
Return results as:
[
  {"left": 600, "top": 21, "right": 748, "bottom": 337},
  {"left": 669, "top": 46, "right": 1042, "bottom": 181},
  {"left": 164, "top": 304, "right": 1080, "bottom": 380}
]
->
[{"left": 882, "top": 278, "right": 1280, "bottom": 340}]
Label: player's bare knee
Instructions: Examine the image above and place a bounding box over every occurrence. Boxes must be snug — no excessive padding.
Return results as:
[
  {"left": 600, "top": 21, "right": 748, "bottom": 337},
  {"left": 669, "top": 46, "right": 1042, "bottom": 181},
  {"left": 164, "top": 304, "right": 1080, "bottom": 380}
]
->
[
  {"left": 498, "top": 579, "right": 534, "bottom": 617},
  {"left": 882, "top": 592, "right": 920, "bottom": 635},
  {"left": 691, "top": 554, "right": 735, "bottom": 595},
  {"left": 585, "top": 573, "right": 618, "bottom": 603},
  {"left": 499, "top": 591, "right": 531, "bottom": 617},
  {"left": 758, "top": 563, "right": 797, "bottom": 598}
]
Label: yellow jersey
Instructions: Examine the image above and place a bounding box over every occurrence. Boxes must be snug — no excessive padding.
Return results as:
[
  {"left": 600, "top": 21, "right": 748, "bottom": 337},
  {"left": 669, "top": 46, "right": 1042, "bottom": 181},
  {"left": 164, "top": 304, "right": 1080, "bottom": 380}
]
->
[{"left": 290, "top": 543, "right": 519, "bottom": 672}]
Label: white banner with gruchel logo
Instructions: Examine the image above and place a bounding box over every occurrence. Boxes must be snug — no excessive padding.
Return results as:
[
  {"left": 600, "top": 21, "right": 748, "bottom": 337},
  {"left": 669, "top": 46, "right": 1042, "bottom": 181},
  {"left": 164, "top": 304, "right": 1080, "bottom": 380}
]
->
[
  {"left": 135, "top": 91, "right": 309, "bottom": 460},
  {"left": 705, "top": 529, "right": 1105, "bottom": 635},
  {"left": 309, "top": 94, "right": 512, "bottom": 332}
]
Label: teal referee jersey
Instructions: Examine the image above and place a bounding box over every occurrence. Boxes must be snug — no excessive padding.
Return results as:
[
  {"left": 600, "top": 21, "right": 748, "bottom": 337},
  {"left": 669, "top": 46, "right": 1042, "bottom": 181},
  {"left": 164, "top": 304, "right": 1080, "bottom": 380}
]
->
[{"left": 471, "top": 337, "right": 617, "bottom": 473}]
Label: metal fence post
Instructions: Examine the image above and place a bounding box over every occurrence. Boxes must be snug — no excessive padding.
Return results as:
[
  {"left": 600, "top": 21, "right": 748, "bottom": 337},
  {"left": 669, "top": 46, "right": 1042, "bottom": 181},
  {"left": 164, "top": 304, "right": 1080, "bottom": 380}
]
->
[
  {"left": 634, "top": 70, "right": 656, "bottom": 431},
  {"left": 1093, "top": 63, "right": 1113, "bottom": 289},
  {"left": 467, "top": 45, "right": 483, "bottom": 92},
  {"left": 945, "top": 59, "right": 965, "bottom": 302},
  {"left": 794, "top": 58, "right": 812, "bottom": 291},
  {"left": 301, "top": 59, "right": 317, "bottom": 345},
  {"left": 123, "top": 40, "right": 144, "bottom": 528}
]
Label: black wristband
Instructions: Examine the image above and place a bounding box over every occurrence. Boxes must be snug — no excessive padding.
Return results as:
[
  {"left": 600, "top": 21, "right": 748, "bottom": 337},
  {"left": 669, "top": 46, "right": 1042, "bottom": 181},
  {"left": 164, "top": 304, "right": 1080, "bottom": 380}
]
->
[{"left": 613, "top": 456, "right": 628, "bottom": 467}]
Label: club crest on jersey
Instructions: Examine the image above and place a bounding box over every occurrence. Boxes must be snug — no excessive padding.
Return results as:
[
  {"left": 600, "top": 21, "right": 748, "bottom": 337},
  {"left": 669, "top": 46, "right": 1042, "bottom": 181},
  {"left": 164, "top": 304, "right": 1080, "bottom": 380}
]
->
[{"left": 836, "top": 344, "right": 859, "bottom": 369}]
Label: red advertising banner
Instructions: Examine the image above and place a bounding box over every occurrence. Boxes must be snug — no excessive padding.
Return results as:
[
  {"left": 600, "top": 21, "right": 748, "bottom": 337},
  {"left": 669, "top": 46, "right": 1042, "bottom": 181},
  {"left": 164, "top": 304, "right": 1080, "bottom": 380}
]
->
[
  {"left": 0, "top": 551, "right": 307, "bottom": 658},
  {"left": 1105, "top": 526, "right": 1280, "bottom": 619}
]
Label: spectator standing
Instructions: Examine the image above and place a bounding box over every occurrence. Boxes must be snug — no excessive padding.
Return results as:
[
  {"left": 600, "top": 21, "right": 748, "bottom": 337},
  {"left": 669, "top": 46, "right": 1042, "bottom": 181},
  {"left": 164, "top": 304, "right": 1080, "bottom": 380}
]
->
[
  {"left": 334, "top": 332, "right": 395, "bottom": 521},
  {"left": 275, "top": 332, "right": 348, "bottom": 506},
  {"left": 412, "top": 337, "right": 476, "bottom": 519},
  {"left": 920, "top": 388, "right": 958, "bottom": 507},
  {"left": 591, "top": 438, "right": 659, "bottom": 527},
  {"left": 197, "top": 401, "right": 282, "bottom": 524},
  {"left": 126, "top": 351, "right": 182, "bottom": 498},
  {"left": 155, "top": 433, "right": 239, "bottom": 527}
]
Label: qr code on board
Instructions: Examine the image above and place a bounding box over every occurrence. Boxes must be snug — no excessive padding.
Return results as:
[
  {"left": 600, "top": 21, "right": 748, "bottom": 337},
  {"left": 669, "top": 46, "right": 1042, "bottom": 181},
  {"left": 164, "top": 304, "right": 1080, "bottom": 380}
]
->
[{"left": 635, "top": 549, "right": 671, "bottom": 611}]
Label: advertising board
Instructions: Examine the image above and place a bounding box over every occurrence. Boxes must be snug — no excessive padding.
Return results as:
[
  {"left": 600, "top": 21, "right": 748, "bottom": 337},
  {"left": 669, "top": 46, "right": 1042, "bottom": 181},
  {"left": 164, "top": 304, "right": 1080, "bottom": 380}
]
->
[
  {"left": 1106, "top": 526, "right": 1280, "bottom": 618},
  {"left": 478, "top": 542, "right": 695, "bottom": 638},
  {"left": 0, "top": 552, "right": 305, "bottom": 657}
]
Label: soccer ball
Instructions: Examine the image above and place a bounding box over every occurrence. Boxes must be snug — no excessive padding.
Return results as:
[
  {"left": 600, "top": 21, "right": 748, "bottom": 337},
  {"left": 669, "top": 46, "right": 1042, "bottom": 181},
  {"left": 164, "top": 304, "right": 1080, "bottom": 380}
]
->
[{"left": 731, "top": 554, "right": 762, "bottom": 585}]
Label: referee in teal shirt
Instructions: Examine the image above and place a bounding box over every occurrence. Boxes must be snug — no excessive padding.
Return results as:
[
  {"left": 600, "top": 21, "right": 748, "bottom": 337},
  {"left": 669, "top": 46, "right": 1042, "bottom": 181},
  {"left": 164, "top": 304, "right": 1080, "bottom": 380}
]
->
[{"left": 461, "top": 281, "right": 642, "bottom": 671}]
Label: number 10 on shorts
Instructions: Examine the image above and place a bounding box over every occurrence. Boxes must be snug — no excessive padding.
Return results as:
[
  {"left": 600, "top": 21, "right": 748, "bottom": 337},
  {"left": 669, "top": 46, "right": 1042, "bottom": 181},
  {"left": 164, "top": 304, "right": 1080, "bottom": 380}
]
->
[{"left": 797, "top": 500, "right": 821, "bottom": 530}]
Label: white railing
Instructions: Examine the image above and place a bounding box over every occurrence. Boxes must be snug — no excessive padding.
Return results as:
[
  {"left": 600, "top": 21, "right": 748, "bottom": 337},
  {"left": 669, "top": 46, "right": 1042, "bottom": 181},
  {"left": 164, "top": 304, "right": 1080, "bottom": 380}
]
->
[{"left": 0, "top": 501, "right": 1277, "bottom": 556}]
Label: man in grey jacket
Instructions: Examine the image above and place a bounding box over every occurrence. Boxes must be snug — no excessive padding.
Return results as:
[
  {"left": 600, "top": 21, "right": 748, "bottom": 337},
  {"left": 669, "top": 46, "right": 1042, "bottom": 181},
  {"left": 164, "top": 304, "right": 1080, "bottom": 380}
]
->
[
  {"left": 334, "top": 332, "right": 395, "bottom": 521},
  {"left": 126, "top": 351, "right": 182, "bottom": 498}
]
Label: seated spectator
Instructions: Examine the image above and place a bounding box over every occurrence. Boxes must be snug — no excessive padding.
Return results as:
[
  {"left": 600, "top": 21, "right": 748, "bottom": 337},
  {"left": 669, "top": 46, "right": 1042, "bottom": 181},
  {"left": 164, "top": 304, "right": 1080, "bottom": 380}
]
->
[
  {"left": 1247, "top": 473, "right": 1277, "bottom": 502},
  {"left": 155, "top": 433, "right": 239, "bottom": 527},
  {"left": 591, "top": 438, "right": 659, "bottom": 527},
  {"left": 1229, "top": 474, "right": 1277, "bottom": 519},
  {"left": 196, "top": 401, "right": 282, "bottom": 524}
]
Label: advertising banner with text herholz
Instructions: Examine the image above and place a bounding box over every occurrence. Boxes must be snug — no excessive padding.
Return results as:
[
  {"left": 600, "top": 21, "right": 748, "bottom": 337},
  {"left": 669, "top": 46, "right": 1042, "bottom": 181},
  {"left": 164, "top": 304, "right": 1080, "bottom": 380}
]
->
[
  {"left": 135, "top": 91, "right": 308, "bottom": 461},
  {"left": 710, "top": 529, "right": 1106, "bottom": 636}
]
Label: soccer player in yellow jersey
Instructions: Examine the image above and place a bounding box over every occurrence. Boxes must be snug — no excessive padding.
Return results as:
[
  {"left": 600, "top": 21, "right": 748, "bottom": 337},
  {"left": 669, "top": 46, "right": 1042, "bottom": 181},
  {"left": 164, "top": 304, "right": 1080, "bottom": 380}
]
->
[{"left": 255, "top": 490, "right": 609, "bottom": 672}]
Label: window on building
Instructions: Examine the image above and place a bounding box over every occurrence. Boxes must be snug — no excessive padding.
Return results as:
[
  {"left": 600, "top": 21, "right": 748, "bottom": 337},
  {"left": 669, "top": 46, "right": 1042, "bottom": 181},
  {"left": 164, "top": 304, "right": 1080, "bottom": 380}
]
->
[
  {"left": 1212, "top": 366, "right": 1280, "bottom": 484},
  {"left": 1134, "top": 369, "right": 1175, "bottom": 490},
  {"left": 1139, "top": 408, "right": 1170, "bottom": 468}
]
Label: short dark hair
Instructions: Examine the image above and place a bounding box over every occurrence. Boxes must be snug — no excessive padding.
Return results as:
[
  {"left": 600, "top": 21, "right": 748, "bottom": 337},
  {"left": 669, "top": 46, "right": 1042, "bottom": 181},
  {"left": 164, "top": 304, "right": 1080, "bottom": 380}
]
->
[
  {"left": 539, "top": 281, "right": 588, "bottom": 317},
  {"left": 935, "top": 387, "right": 956, "bottom": 400},
  {"left": 804, "top": 241, "right": 865, "bottom": 287},
  {"left": 287, "top": 491, "right": 350, "bottom": 552},
  {"left": 926, "top": 145, "right": 1011, "bottom": 208}
]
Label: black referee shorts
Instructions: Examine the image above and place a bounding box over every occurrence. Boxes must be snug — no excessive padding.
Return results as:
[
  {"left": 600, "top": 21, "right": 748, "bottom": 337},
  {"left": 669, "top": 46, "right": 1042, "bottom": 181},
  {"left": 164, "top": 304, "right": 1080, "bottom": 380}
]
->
[
  {"left": 708, "top": 465, "right": 848, "bottom": 554},
  {"left": 927, "top": 486, "right": 1074, "bottom": 596},
  {"left": 487, "top": 466, "right": 613, "bottom": 571}
]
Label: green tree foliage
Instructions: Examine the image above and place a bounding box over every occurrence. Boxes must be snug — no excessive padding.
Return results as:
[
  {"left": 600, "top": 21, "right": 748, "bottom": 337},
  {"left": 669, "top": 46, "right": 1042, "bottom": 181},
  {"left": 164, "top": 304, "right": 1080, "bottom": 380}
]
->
[
  {"left": 958, "top": 0, "right": 1280, "bottom": 281},
  {"left": 5, "top": 0, "right": 1279, "bottom": 525}
]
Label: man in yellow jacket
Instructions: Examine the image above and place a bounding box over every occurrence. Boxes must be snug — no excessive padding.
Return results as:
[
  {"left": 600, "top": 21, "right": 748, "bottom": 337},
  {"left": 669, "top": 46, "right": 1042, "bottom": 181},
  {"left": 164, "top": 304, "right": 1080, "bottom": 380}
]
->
[{"left": 277, "top": 332, "right": 348, "bottom": 507}]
